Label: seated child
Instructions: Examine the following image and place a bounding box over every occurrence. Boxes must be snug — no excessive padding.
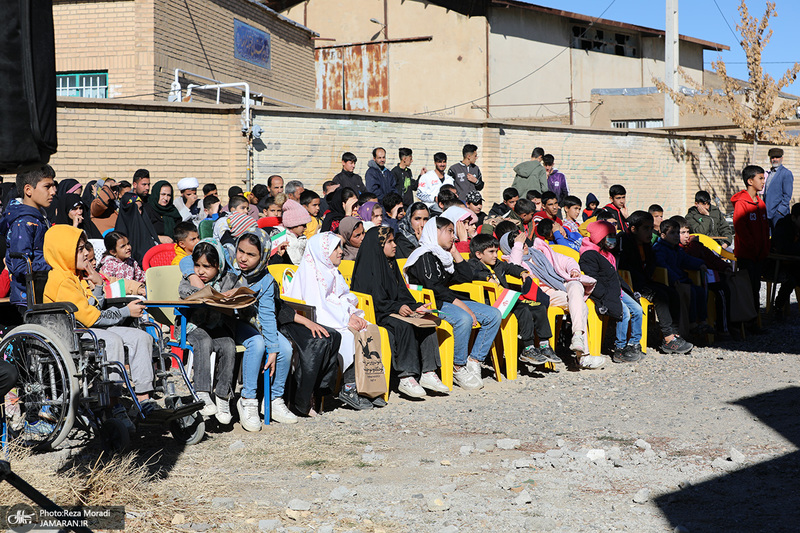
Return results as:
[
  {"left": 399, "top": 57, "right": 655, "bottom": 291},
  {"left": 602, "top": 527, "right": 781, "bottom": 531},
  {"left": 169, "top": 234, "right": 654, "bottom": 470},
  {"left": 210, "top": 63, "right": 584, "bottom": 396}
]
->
[
  {"left": 686, "top": 191, "right": 733, "bottom": 248},
  {"left": 178, "top": 239, "right": 239, "bottom": 423},
  {"left": 171, "top": 221, "right": 200, "bottom": 266},
  {"left": 279, "top": 199, "right": 311, "bottom": 264},
  {"left": 99, "top": 231, "right": 146, "bottom": 289},
  {"left": 526, "top": 190, "right": 543, "bottom": 213},
  {"left": 404, "top": 217, "right": 501, "bottom": 390},
  {"left": 87, "top": 240, "right": 144, "bottom": 296},
  {"left": 499, "top": 227, "right": 604, "bottom": 369},
  {"left": 468, "top": 233, "right": 557, "bottom": 366},
  {"left": 257, "top": 196, "right": 283, "bottom": 219},
  {"left": 198, "top": 195, "right": 221, "bottom": 239},
  {"left": 299, "top": 190, "right": 322, "bottom": 239},
  {"left": 652, "top": 218, "right": 712, "bottom": 339},
  {"left": 465, "top": 191, "right": 486, "bottom": 225},
  {"left": 214, "top": 195, "right": 251, "bottom": 239},
  {"left": 579, "top": 221, "right": 644, "bottom": 363},
  {"left": 356, "top": 201, "right": 384, "bottom": 231},
  {"left": 442, "top": 206, "right": 478, "bottom": 254},
  {"left": 556, "top": 195, "right": 584, "bottom": 251},
  {"left": 582, "top": 193, "right": 599, "bottom": 221},
  {"left": 648, "top": 204, "right": 664, "bottom": 244},
  {"left": 44, "top": 226, "right": 155, "bottom": 433},
  {"left": 380, "top": 192, "right": 404, "bottom": 233}
]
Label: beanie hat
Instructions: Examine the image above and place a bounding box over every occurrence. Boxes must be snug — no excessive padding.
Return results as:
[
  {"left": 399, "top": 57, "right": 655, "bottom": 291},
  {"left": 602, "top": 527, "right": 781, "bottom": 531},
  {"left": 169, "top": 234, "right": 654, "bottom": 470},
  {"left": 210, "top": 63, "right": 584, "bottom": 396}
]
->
[
  {"left": 586, "top": 220, "right": 615, "bottom": 245},
  {"left": 227, "top": 212, "right": 258, "bottom": 238},
  {"left": 281, "top": 199, "right": 312, "bottom": 228}
]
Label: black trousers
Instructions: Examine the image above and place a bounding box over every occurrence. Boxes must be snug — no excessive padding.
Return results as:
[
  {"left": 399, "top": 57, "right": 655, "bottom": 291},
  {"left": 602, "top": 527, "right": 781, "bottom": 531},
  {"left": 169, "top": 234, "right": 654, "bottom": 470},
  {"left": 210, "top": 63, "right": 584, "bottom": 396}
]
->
[
  {"left": 738, "top": 258, "right": 763, "bottom": 317},
  {"left": 281, "top": 322, "right": 341, "bottom": 415},
  {"left": 644, "top": 281, "right": 681, "bottom": 337},
  {"left": 382, "top": 316, "right": 439, "bottom": 378},
  {"left": 512, "top": 300, "right": 552, "bottom": 346},
  {"left": 0, "top": 358, "right": 18, "bottom": 399}
]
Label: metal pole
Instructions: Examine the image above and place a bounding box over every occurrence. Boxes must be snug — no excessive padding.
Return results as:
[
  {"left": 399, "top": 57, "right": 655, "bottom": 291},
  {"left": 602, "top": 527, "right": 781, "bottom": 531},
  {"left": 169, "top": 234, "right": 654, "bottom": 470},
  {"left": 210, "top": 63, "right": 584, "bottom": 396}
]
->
[{"left": 665, "top": 0, "right": 679, "bottom": 127}]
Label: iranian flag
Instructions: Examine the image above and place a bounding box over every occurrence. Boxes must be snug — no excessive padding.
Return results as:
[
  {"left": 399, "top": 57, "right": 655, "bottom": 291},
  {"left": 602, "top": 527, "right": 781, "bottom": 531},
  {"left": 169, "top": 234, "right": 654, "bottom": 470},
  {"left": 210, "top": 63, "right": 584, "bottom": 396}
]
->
[
  {"left": 270, "top": 229, "right": 289, "bottom": 255},
  {"left": 104, "top": 279, "right": 126, "bottom": 299},
  {"left": 492, "top": 288, "right": 521, "bottom": 319},
  {"left": 406, "top": 284, "right": 424, "bottom": 292}
]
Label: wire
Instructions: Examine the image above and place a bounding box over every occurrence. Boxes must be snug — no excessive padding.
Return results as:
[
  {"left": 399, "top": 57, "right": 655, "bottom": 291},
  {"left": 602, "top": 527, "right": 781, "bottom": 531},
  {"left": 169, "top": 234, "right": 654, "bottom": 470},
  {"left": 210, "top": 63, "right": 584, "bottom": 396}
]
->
[
  {"left": 711, "top": 0, "right": 740, "bottom": 43},
  {"left": 414, "top": 0, "right": 618, "bottom": 115},
  {"left": 705, "top": 61, "right": 800, "bottom": 64}
]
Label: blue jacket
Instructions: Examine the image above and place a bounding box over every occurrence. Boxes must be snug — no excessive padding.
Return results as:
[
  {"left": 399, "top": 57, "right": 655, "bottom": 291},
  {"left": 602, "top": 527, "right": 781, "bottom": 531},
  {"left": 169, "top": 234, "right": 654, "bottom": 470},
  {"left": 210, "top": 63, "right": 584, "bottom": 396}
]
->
[
  {"left": 652, "top": 238, "right": 704, "bottom": 285},
  {"left": 365, "top": 160, "right": 396, "bottom": 202},
  {"left": 1, "top": 199, "right": 51, "bottom": 306},
  {"left": 553, "top": 227, "right": 582, "bottom": 251},
  {"left": 764, "top": 165, "right": 794, "bottom": 221}
]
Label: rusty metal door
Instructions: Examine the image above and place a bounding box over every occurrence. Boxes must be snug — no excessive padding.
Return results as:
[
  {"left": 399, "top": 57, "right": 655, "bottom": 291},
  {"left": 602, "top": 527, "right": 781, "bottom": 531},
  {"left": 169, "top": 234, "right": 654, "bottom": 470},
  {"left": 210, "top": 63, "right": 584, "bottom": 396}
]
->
[{"left": 315, "top": 43, "right": 388, "bottom": 112}]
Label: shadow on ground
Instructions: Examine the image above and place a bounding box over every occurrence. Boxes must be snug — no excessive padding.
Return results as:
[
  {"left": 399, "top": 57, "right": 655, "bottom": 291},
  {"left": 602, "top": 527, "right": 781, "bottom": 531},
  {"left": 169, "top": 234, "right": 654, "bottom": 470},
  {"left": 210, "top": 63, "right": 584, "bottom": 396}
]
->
[{"left": 655, "top": 386, "right": 800, "bottom": 532}]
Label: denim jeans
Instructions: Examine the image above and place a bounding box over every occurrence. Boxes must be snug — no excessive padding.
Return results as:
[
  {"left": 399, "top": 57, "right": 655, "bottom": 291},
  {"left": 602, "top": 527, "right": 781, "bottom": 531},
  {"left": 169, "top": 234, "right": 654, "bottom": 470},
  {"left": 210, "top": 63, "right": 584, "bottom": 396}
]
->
[
  {"left": 615, "top": 292, "right": 643, "bottom": 349},
  {"left": 439, "top": 300, "right": 502, "bottom": 366},
  {"left": 236, "top": 322, "right": 292, "bottom": 400}
]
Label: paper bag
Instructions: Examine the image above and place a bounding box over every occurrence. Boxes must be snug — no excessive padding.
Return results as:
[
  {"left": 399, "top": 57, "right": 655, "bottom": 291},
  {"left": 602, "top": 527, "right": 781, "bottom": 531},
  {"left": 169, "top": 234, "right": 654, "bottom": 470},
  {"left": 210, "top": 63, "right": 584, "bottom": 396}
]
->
[
  {"left": 185, "top": 286, "right": 256, "bottom": 309},
  {"left": 352, "top": 324, "right": 387, "bottom": 398},
  {"left": 389, "top": 313, "right": 440, "bottom": 327}
]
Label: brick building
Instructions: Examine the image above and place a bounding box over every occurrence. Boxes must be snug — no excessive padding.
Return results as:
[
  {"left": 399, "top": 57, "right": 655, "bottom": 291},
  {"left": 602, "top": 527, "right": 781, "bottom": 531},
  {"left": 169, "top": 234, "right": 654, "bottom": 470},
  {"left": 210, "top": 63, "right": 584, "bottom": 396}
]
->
[{"left": 53, "top": 0, "right": 317, "bottom": 107}]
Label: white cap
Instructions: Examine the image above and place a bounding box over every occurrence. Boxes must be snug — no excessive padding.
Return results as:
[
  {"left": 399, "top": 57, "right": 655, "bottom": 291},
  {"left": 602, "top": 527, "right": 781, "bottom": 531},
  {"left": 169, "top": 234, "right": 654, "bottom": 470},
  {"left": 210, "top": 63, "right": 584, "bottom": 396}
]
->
[{"left": 177, "top": 177, "right": 199, "bottom": 191}]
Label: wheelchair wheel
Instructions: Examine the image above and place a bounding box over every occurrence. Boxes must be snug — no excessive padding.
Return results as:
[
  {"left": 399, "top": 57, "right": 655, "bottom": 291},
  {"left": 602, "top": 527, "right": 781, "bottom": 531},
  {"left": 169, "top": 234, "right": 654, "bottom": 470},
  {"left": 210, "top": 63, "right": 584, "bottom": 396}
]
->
[
  {"left": 166, "top": 396, "right": 205, "bottom": 446},
  {"left": 0, "top": 324, "right": 79, "bottom": 450}
]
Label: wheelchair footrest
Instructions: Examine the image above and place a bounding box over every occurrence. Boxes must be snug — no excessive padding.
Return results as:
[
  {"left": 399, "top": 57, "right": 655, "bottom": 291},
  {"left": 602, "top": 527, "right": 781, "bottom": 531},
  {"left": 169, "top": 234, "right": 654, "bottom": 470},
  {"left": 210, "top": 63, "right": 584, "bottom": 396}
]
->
[{"left": 138, "top": 401, "right": 205, "bottom": 426}]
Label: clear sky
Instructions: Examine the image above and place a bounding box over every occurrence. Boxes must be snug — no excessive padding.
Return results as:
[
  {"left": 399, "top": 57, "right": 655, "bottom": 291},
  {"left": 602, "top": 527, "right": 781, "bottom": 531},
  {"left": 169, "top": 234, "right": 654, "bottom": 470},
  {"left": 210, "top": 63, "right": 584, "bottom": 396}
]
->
[{"left": 522, "top": 0, "right": 800, "bottom": 94}]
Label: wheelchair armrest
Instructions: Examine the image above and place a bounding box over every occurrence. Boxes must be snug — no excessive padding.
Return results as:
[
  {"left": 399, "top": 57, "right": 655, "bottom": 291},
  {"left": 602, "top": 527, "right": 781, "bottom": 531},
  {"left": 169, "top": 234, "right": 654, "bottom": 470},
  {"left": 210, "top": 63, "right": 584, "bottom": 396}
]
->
[{"left": 29, "top": 302, "right": 79, "bottom": 314}]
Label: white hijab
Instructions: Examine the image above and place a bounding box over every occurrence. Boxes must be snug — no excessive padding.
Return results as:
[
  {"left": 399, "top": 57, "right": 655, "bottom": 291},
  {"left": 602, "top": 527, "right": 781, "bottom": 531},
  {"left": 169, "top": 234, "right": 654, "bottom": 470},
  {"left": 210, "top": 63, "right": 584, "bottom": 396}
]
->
[
  {"left": 284, "top": 231, "right": 362, "bottom": 329},
  {"left": 441, "top": 205, "right": 477, "bottom": 226},
  {"left": 402, "top": 217, "right": 454, "bottom": 275}
]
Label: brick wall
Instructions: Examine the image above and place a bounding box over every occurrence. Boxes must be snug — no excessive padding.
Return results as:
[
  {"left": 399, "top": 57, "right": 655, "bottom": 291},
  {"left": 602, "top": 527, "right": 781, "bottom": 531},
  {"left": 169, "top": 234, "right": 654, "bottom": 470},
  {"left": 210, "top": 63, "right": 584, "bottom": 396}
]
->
[{"left": 154, "top": 0, "right": 315, "bottom": 107}]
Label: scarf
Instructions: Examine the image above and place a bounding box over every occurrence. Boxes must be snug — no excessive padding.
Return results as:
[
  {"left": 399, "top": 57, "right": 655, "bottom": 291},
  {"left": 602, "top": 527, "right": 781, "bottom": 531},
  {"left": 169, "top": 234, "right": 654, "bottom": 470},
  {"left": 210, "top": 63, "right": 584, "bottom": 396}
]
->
[
  {"left": 146, "top": 180, "right": 182, "bottom": 238},
  {"left": 398, "top": 211, "right": 422, "bottom": 247},
  {"left": 42, "top": 225, "right": 101, "bottom": 326},
  {"left": 81, "top": 180, "right": 97, "bottom": 207},
  {"left": 321, "top": 187, "right": 348, "bottom": 232},
  {"left": 197, "top": 238, "right": 228, "bottom": 287},
  {"left": 337, "top": 217, "right": 363, "bottom": 261},
  {"left": 114, "top": 192, "right": 160, "bottom": 266},
  {"left": 499, "top": 233, "right": 566, "bottom": 292},
  {"left": 285, "top": 231, "right": 359, "bottom": 330},
  {"left": 234, "top": 228, "right": 272, "bottom": 283},
  {"left": 403, "top": 217, "right": 454, "bottom": 274},
  {"left": 357, "top": 201, "right": 378, "bottom": 224},
  {"left": 351, "top": 226, "right": 416, "bottom": 322},
  {"left": 440, "top": 205, "right": 477, "bottom": 226}
]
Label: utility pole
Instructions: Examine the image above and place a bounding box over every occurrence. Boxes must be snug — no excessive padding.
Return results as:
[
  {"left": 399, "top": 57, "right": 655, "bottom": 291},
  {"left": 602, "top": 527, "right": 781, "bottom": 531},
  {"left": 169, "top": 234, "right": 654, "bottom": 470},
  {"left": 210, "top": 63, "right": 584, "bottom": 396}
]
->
[{"left": 665, "top": 0, "right": 679, "bottom": 127}]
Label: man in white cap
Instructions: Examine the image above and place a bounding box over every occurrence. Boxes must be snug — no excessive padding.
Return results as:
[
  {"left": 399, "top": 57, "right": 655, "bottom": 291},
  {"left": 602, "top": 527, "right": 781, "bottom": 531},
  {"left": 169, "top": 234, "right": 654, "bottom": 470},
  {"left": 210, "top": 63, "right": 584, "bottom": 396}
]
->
[{"left": 174, "top": 177, "right": 205, "bottom": 226}]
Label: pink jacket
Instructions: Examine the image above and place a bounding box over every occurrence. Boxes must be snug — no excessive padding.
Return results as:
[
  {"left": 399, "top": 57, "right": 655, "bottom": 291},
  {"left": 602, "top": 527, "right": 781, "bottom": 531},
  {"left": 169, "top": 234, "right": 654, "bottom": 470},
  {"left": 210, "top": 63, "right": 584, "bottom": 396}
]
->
[{"left": 508, "top": 240, "right": 595, "bottom": 299}]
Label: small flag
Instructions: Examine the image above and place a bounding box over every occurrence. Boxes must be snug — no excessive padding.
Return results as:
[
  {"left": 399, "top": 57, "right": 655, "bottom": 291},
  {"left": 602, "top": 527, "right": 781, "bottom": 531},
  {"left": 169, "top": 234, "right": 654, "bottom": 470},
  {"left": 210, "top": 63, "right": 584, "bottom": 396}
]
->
[
  {"left": 281, "top": 269, "right": 294, "bottom": 294},
  {"left": 270, "top": 229, "right": 289, "bottom": 256},
  {"left": 492, "top": 288, "right": 521, "bottom": 319},
  {"left": 406, "top": 283, "right": 424, "bottom": 292},
  {"left": 104, "top": 279, "right": 126, "bottom": 299}
]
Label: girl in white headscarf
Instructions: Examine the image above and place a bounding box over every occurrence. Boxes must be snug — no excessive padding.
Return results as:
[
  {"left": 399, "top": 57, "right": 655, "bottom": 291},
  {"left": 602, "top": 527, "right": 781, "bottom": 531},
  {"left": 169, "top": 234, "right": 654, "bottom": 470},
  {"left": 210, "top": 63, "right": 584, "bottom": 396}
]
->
[{"left": 285, "top": 232, "right": 376, "bottom": 410}]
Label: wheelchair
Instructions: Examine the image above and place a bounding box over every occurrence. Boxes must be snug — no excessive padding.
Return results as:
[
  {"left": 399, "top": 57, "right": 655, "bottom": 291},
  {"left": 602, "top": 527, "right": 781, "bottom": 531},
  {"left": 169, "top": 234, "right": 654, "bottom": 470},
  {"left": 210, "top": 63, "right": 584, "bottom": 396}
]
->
[{"left": 1, "top": 254, "right": 205, "bottom": 452}]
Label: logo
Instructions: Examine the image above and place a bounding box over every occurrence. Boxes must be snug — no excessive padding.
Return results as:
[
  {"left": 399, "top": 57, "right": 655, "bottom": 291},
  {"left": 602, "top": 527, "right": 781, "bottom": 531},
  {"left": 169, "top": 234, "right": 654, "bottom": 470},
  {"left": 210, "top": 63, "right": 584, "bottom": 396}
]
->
[{"left": 6, "top": 503, "right": 37, "bottom": 532}]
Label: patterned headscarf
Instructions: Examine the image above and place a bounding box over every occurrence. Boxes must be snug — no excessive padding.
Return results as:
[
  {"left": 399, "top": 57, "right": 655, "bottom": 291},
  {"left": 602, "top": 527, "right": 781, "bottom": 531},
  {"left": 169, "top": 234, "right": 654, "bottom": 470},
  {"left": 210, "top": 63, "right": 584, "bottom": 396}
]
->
[{"left": 235, "top": 228, "right": 272, "bottom": 282}]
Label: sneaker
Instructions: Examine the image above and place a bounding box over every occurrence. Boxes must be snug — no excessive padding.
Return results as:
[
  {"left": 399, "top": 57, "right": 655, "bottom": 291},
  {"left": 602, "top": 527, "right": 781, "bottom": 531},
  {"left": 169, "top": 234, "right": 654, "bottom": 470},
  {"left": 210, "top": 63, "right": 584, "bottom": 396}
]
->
[
  {"left": 112, "top": 403, "right": 136, "bottom": 436},
  {"left": 371, "top": 396, "right": 388, "bottom": 407},
  {"left": 215, "top": 396, "right": 233, "bottom": 424},
  {"left": 519, "top": 345, "right": 549, "bottom": 365},
  {"left": 612, "top": 346, "right": 642, "bottom": 363},
  {"left": 337, "top": 385, "right": 373, "bottom": 411},
  {"left": 271, "top": 398, "right": 299, "bottom": 424},
  {"left": 23, "top": 420, "right": 56, "bottom": 437},
  {"left": 453, "top": 366, "right": 483, "bottom": 390},
  {"left": 197, "top": 392, "right": 217, "bottom": 417},
  {"left": 570, "top": 332, "right": 587, "bottom": 354},
  {"left": 237, "top": 397, "right": 262, "bottom": 432},
  {"left": 130, "top": 399, "right": 157, "bottom": 420},
  {"left": 466, "top": 358, "right": 482, "bottom": 377},
  {"left": 539, "top": 344, "right": 561, "bottom": 364},
  {"left": 398, "top": 376, "right": 426, "bottom": 398},
  {"left": 660, "top": 336, "right": 693, "bottom": 354},
  {"left": 578, "top": 355, "right": 606, "bottom": 369},
  {"left": 626, "top": 343, "right": 647, "bottom": 359},
  {"left": 419, "top": 371, "right": 450, "bottom": 393}
]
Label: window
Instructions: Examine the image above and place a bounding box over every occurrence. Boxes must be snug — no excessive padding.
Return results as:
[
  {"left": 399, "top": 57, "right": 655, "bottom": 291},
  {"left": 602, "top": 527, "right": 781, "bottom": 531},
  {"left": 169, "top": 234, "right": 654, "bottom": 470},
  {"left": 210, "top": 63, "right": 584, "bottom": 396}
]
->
[
  {"left": 572, "top": 26, "right": 638, "bottom": 57},
  {"left": 611, "top": 119, "right": 664, "bottom": 129},
  {"left": 56, "top": 72, "right": 108, "bottom": 98}
]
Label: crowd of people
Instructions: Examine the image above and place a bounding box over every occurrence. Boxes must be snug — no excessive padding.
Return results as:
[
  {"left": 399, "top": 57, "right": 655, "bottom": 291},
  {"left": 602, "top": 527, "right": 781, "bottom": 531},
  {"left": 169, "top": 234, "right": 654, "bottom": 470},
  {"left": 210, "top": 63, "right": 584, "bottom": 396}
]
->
[{"left": 0, "top": 143, "right": 796, "bottom": 434}]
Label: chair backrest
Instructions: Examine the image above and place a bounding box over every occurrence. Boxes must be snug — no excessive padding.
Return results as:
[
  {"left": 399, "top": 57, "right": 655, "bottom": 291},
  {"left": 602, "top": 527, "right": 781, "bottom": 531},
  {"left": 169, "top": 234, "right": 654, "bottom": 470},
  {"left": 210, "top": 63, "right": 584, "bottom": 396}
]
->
[
  {"left": 550, "top": 244, "right": 580, "bottom": 262},
  {"left": 268, "top": 263, "right": 297, "bottom": 293},
  {"left": 619, "top": 269, "right": 633, "bottom": 288},
  {"left": 145, "top": 265, "right": 182, "bottom": 326},
  {"left": 352, "top": 291, "right": 377, "bottom": 323},
  {"left": 692, "top": 233, "right": 736, "bottom": 261},
  {"left": 142, "top": 243, "right": 177, "bottom": 270},
  {"left": 198, "top": 219, "right": 214, "bottom": 239},
  {"left": 338, "top": 260, "right": 355, "bottom": 285}
]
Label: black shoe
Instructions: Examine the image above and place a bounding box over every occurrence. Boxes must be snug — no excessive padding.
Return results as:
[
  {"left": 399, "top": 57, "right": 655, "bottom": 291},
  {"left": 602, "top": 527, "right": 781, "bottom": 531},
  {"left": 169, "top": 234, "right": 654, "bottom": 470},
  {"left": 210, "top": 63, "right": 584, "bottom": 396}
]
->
[
  {"left": 625, "top": 344, "right": 646, "bottom": 359},
  {"left": 538, "top": 344, "right": 561, "bottom": 364},
  {"left": 612, "top": 345, "right": 642, "bottom": 363},
  {"left": 659, "top": 336, "right": 693, "bottom": 354},
  {"left": 338, "top": 386, "right": 373, "bottom": 411},
  {"left": 371, "top": 396, "right": 387, "bottom": 408},
  {"left": 519, "top": 345, "right": 549, "bottom": 365}
]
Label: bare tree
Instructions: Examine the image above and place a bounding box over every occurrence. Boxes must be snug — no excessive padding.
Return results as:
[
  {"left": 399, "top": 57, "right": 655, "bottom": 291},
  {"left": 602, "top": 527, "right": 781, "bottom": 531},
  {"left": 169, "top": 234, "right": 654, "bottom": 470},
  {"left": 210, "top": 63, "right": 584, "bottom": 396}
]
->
[{"left": 654, "top": 0, "right": 800, "bottom": 157}]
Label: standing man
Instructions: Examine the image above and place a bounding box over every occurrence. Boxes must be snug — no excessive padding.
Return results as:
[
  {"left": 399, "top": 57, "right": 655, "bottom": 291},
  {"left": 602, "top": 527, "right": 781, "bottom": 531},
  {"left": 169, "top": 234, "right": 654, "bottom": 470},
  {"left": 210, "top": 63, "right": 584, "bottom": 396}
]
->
[
  {"left": 448, "top": 144, "right": 484, "bottom": 201},
  {"left": 174, "top": 177, "right": 204, "bottom": 225},
  {"left": 284, "top": 180, "right": 305, "bottom": 201},
  {"left": 391, "top": 147, "right": 421, "bottom": 208},
  {"left": 332, "top": 152, "right": 366, "bottom": 195},
  {"left": 267, "top": 175, "right": 284, "bottom": 198},
  {"left": 417, "top": 152, "right": 453, "bottom": 211},
  {"left": 544, "top": 154, "right": 570, "bottom": 206},
  {"left": 365, "top": 147, "right": 396, "bottom": 203},
  {"left": 764, "top": 147, "right": 794, "bottom": 230},
  {"left": 132, "top": 168, "right": 151, "bottom": 200},
  {"left": 512, "top": 147, "right": 547, "bottom": 195}
]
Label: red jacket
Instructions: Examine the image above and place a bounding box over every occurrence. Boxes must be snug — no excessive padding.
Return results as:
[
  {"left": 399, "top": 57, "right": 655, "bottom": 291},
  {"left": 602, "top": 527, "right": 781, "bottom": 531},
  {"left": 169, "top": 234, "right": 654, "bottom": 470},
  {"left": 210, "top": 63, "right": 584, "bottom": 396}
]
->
[{"left": 731, "top": 190, "right": 770, "bottom": 261}]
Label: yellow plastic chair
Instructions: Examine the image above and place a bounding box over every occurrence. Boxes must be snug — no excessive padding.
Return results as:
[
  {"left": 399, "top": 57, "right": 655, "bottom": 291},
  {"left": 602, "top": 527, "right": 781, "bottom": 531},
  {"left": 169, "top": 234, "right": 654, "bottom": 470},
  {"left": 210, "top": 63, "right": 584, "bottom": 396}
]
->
[
  {"left": 144, "top": 265, "right": 182, "bottom": 327},
  {"left": 268, "top": 264, "right": 298, "bottom": 293},
  {"left": 691, "top": 233, "right": 736, "bottom": 262},
  {"left": 505, "top": 274, "right": 561, "bottom": 355},
  {"left": 550, "top": 244, "right": 579, "bottom": 262},
  {"left": 338, "top": 260, "right": 355, "bottom": 285},
  {"left": 450, "top": 282, "right": 503, "bottom": 381},
  {"left": 351, "top": 291, "right": 392, "bottom": 401}
]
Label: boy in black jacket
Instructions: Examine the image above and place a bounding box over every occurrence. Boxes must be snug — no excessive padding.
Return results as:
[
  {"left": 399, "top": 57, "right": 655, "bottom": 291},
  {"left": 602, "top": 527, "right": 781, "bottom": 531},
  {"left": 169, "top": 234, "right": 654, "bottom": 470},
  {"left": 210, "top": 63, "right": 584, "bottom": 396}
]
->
[
  {"left": 617, "top": 211, "right": 693, "bottom": 354},
  {"left": 468, "top": 233, "right": 557, "bottom": 365}
]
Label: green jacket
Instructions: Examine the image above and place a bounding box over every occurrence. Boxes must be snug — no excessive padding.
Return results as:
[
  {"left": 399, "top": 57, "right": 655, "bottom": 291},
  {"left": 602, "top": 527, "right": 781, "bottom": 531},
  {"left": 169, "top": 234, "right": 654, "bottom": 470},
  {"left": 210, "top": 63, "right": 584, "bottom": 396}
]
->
[
  {"left": 512, "top": 160, "right": 547, "bottom": 195},
  {"left": 685, "top": 205, "right": 733, "bottom": 244}
]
